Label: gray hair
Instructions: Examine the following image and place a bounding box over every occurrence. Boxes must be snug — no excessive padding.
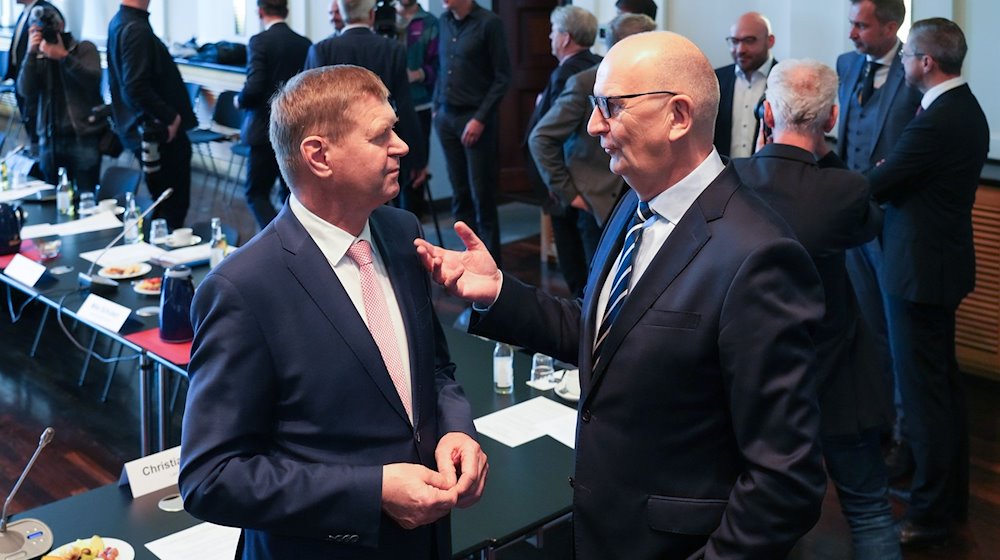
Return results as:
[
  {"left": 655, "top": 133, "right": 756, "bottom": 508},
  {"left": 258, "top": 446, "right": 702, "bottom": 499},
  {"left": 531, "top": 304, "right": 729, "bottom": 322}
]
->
[
  {"left": 766, "top": 59, "right": 838, "bottom": 135},
  {"left": 338, "top": 0, "right": 374, "bottom": 24},
  {"left": 606, "top": 13, "right": 656, "bottom": 49},
  {"left": 908, "top": 18, "right": 967, "bottom": 75},
  {"left": 550, "top": 6, "right": 598, "bottom": 48}
]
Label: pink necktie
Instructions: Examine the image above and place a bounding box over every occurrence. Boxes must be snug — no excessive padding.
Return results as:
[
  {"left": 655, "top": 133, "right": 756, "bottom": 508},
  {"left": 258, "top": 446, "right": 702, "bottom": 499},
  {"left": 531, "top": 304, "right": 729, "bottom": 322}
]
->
[{"left": 346, "top": 239, "right": 412, "bottom": 421}]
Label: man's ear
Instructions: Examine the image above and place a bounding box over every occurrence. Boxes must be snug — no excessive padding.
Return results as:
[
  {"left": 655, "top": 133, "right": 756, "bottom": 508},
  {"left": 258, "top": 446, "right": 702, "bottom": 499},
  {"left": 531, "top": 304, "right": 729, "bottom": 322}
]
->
[
  {"left": 300, "top": 136, "right": 334, "bottom": 178},
  {"left": 823, "top": 104, "right": 839, "bottom": 134},
  {"left": 763, "top": 100, "right": 776, "bottom": 129},
  {"left": 666, "top": 95, "right": 694, "bottom": 141}
]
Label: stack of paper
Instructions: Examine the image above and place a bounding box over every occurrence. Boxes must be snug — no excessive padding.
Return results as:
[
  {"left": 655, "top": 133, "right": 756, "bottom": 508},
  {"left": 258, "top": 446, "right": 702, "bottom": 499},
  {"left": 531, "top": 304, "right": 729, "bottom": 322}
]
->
[
  {"left": 20, "top": 212, "right": 124, "bottom": 239},
  {"left": 80, "top": 242, "right": 166, "bottom": 266},
  {"left": 473, "top": 396, "right": 578, "bottom": 449},
  {"left": 145, "top": 523, "right": 240, "bottom": 560},
  {"left": 0, "top": 182, "right": 53, "bottom": 203}
]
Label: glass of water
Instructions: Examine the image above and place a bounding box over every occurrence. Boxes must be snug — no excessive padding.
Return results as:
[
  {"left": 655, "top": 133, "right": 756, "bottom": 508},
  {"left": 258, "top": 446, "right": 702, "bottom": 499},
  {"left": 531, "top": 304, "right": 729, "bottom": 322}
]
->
[
  {"left": 78, "top": 191, "right": 96, "bottom": 214},
  {"left": 150, "top": 218, "right": 170, "bottom": 244},
  {"left": 530, "top": 353, "right": 555, "bottom": 385}
]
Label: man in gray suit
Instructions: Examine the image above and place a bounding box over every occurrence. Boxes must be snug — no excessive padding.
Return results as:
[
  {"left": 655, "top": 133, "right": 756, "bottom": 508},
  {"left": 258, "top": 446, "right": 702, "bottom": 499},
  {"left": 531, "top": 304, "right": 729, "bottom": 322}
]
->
[
  {"left": 528, "top": 13, "right": 654, "bottom": 297},
  {"left": 836, "top": 0, "right": 921, "bottom": 473}
]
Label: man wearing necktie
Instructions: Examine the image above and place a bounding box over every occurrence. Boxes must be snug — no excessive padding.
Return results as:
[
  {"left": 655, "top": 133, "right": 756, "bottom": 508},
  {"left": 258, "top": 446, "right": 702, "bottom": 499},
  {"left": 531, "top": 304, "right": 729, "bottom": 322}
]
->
[
  {"left": 180, "top": 65, "right": 486, "bottom": 560},
  {"left": 836, "top": 0, "right": 922, "bottom": 478},
  {"left": 417, "top": 31, "right": 826, "bottom": 560},
  {"left": 5, "top": 0, "right": 60, "bottom": 147}
]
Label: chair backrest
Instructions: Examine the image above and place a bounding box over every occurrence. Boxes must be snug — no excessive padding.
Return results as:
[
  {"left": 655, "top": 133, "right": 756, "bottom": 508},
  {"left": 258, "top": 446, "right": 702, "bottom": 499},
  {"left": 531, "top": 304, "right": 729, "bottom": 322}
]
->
[
  {"left": 96, "top": 166, "right": 143, "bottom": 204},
  {"left": 212, "top": 90, "right": 243, "bottom": 130},
  {"left": 185, "top": 82, "right": 201, "bottom": 108}
]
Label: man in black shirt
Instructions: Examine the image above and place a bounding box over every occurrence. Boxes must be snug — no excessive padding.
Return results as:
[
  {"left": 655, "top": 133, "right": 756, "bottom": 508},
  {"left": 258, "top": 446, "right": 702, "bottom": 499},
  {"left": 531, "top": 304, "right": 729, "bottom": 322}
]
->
[
  {"left": 5, "top": 0, "right": 60, "bottom": 147},
  {"left": 107, "top": 0, "right": 197, "bottom": 228},
  {"left": 435, "top": 0, "right": 510, "bottom": 265}
]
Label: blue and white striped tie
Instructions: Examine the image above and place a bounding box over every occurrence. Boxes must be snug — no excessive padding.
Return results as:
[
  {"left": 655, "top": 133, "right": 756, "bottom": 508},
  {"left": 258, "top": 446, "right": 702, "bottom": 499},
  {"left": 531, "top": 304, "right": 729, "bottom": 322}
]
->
[{"left": 593, "top": 200, "right": 655, "bottom": 365}]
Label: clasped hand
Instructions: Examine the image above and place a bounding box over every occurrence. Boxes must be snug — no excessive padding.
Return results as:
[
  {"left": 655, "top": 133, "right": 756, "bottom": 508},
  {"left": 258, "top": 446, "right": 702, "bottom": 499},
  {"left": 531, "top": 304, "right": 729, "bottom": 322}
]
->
[{"left": 381, "top": 432, "right": 488, "bottom": 529}]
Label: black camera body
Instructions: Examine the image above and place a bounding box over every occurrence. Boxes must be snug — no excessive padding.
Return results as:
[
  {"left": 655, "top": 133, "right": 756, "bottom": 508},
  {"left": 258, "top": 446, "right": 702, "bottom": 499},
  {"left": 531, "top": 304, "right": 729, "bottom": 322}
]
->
[
  {"left": 29, "top": 6, "right": 60, "bottom": 44},
  {"left": 138, "top": 117, "right": 167, "bottom": 174},
  {"left": 373, "top": 0, "right": 397, "bottom": 39}
]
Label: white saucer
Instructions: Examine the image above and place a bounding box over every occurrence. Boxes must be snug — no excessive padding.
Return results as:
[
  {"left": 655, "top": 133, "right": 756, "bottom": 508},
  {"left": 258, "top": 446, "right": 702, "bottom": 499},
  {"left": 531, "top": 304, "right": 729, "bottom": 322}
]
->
[
  {"left": 553, "top": 369, "right": 580, "bottom": 402},
  {"left": 79, "top": 206, "right": 124, "bottom": 216},
  {"left": 164, "top": 234, "right": 202, "bottom": 248}
]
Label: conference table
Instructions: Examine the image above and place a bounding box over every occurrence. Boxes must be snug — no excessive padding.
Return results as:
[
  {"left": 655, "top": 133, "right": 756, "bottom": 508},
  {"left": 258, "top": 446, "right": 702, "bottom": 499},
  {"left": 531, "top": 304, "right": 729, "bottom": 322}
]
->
[{"left": 3, "top": 194, "right": 577, "bottom": 559}]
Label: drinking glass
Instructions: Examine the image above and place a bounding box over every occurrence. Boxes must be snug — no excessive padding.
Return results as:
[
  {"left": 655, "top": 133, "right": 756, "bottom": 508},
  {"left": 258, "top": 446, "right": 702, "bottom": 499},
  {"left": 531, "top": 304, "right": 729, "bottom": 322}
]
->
[
  {"left": 150, "top": 218, "right": 170, "bottom": 244},
  {"left": 530, "top": 353, "right": 555, "bottom": 384},
  {"left": 78, "top": 192, "right": 96, "bottom": 214}
]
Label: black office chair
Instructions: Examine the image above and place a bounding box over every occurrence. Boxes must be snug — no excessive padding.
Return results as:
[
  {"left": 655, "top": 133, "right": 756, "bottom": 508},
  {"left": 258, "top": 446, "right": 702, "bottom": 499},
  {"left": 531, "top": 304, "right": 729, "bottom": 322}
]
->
[{"left": 95, "top": 165, "right": 143, "bottom": 205}]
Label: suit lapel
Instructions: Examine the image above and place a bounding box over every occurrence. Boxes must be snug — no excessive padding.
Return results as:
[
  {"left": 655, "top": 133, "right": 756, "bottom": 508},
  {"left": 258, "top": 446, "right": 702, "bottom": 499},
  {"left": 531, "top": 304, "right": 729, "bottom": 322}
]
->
[
  {"left": 874, "top": 48, "right": 905, "bottom": 144},
  {"left": 275, "top": 207, "right": 412, "bottom": 425},
  {"left": 837, "top": 55, "right": 865, "bottom": 145}
]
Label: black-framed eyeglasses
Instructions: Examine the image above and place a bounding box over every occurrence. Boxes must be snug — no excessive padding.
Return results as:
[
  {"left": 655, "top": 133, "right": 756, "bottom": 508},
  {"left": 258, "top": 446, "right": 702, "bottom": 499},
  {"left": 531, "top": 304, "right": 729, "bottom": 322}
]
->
[
  {"left": 725, "top": 35, "right": 762, "bottom": 48},
  {"left": 588, "top": 90, "right": 679, "bottom": 119},
  {"left": 898, "top": 50, "right": 925, "bottom": 59}
]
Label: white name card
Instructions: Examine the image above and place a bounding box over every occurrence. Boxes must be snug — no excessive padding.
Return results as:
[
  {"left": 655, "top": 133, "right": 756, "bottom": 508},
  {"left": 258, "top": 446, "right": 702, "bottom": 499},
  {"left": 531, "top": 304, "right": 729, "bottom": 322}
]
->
[
  {"left": 125, "top": 446, "right": 182, "bottom": 498},
  {"left": 3, "top": 253, "right": 46, "bottom": 287},
  {"left": 77, "top": 294, "right": 132, "bottom": 333}
]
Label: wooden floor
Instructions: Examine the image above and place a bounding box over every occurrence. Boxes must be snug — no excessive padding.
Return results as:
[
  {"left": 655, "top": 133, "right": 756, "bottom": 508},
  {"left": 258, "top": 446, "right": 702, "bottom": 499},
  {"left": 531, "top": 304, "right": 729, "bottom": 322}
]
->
[{"left": 2, "top": 170, "right": 999, "bottom": 559}]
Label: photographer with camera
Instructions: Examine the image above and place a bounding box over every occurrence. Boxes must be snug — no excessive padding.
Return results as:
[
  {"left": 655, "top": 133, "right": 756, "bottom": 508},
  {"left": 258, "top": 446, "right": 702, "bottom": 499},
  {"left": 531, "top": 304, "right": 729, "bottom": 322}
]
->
[
  {"left": 6, "top": 0, "right": 62, "bottom": 149},
  {"left": 107, "top": 0, "right": 197, "bottom": 228},
  {"left": 16, "top": 5, "right": 103, "bottom": 192}
]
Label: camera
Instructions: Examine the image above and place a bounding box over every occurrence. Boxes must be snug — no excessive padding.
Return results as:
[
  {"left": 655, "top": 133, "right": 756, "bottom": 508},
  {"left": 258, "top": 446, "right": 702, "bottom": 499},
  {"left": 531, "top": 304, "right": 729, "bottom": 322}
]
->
[
  {"left": 29, "top": 5, "right": 60, "bottom": 44},
  {"left": 138, "top": 117, "right": 167, "bottom": 174},
  {"left": 373, "top": 0, "right": 397, "bottom": 39}
]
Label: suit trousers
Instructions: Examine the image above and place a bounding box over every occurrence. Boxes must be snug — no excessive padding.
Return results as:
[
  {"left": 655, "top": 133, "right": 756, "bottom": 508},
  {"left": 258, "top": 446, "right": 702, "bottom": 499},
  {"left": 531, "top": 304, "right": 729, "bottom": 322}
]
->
[
  {"left": 551, "top": 206, "right": 602, "bottom": 298},
  {"left": 245, "top": 143, "right": 286, "bottom": 229},
  {"left": 885, "top": 295, "right": 969, "bottom": 525},
  {"left": 39, "top": 133, "right": 101, "bottom": 193},
  {"left": 434, "top": 107, "right": 502, "bottom": 266},
  {"left": 135, "top": 132, "right": 191, "bottom": 229},
  {"left": 395, "top": 108, "right": 431, "bottom": 217}
]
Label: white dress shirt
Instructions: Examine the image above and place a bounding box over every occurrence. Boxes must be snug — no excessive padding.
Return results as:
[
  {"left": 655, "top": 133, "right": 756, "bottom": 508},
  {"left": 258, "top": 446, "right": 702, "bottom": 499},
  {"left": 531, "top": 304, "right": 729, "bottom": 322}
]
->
[
  {"left": 920, "top": 76, "right": 966, "bottom": 110},
  {"left": 867, "top": 40, "right": 900, "bottom": 91},
  {"left": 595, "top": 150, "right": 727, "bottom": 338},
  {"left": 289, "top": 195, "right": 413, "bottom": 405},
  {"left": 729, "top": 57, "right": 775, "bottom": 158}
]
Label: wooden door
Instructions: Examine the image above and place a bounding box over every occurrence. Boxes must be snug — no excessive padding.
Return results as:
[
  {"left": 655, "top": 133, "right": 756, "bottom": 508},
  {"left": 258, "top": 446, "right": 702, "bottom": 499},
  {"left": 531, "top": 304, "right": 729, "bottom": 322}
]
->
[{"left": 495, "top": 0, "right": 560, "bottom": 199}]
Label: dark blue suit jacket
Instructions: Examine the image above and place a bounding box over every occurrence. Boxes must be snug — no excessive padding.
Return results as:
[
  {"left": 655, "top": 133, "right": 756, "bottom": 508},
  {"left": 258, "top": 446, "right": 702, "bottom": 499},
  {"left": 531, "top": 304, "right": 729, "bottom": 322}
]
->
[
  {"left": 712, "top": 62, "right": 774, "bottom": 158},
  {"left": 238, "top": 22, "right": 311, "bottom": 147},
  {"left": 836, "top": 48, "right": 921, "bottom": 167},
  {"left": 305, "top": 27, "right": 426, "bottom": 171},
  {"left": 733, "top": 145, "right": 892, "bottom": 437},
  {"left": 866, "top": 84, "right": 989, "bottom": 308},
  {"left": 179, "top": 204, "right": 476, "bottom": 559},
  {"left": 473, "top": 165, "right": 827, "bottom": 559}
]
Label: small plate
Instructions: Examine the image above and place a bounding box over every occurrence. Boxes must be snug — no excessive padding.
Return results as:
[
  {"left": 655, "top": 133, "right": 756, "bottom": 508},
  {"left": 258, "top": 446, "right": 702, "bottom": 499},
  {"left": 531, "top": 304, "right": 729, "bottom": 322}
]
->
[
  {"left": 133, "top": 279, "right": 162, "bottom": 296},
  {"left": 50, "top": 537, "right": 135, "bottom": 560},
  {"left": 164, "top": 234, "right": 202, "bottom": 248},
  {"left": 98, "top": 262, "right": 152, "bottom": 280},
  {"left": 79, "top": 206, "right": 125, "bottom": 216},
  {"left": 553, "top": 369, "right": 580, "bottom": 403}
]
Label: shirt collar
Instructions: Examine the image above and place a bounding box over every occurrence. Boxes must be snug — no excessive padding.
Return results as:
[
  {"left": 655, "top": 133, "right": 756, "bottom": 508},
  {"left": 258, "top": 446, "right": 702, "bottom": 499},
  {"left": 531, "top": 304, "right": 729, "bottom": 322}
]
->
[
  {"left": 867, "top": 39, "right": 900, "bottom": 66},
  {"left": 921, "top": 76, "right": 966, "bottom": 110},
  {"left": 289, "top": 193, "right": 373, "bottom": 267},
  {"left": 342, "top": 23, "right": 372, "bottom": 33},
  {"left": 734, "top": 55, "right": 775, "bottom": 81},
  {"left": 264, "top": 19, "right": 286, "bottom": 31},
  {"left": 647, "top": 149, "right": 726, "bottom": 225}
]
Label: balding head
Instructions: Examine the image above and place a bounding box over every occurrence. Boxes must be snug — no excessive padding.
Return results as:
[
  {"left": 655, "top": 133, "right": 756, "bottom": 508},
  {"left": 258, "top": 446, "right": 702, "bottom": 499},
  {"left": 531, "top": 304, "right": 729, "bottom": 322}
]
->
[
  {"left": 588, "top": 31, "right": 720, "bottom": 197},
  {"left": 728, "top": 12, "right": 774, "bottom": 74}
]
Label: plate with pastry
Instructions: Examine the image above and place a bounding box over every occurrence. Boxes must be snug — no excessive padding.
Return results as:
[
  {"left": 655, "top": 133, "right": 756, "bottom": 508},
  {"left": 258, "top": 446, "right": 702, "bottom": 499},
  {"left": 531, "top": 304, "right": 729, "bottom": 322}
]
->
[{"left": 98, "top": 262, "right": 151, "bottom": 280}]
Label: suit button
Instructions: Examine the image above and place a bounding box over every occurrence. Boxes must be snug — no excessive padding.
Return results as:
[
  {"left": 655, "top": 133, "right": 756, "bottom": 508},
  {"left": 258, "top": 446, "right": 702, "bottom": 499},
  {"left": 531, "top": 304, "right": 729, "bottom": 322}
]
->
[
  {"left": 415, "top": 431, "right": 421, "bottom": 443},
  {"left": 581, "top": 410, "right": 591, "bottom": 422},
  {"left": 568, "top": 476, "right": 575, "bottom": 488}
]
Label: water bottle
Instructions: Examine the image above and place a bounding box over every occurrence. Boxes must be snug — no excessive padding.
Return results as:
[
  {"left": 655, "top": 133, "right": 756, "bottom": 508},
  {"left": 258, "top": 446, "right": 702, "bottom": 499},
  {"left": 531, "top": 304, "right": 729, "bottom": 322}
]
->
[
  {"left": 0, "top": 160, "right": 9, "bottom": 191},
  {"left": 123, "top": 192, "right": 143, "bottom": 244},
  {"left": 56, "top": 167, "right": 74, "bottom": 217},
  {"left": 493, "top": 342, "right": 513, "bottom": 394},
  {"left": 209, "top": 217, "right": 228, "bottom": 268}
]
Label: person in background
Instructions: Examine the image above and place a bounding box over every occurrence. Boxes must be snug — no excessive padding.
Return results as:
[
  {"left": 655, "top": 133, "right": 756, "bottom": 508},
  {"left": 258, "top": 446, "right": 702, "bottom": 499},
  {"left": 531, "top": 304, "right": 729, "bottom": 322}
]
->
[
  {"left": 5, "top": 0, "right": 60, "bottom": 149},
  {"left": 836, "top": 0, "right": 922, "bottom": 474},
  {"left": 435, "top": 0, "right": 510, "bottom": 266},
  {"left": 732, "top": 59, "right": 899, "bottom": 560},
  {"left": 866, "top": 18, "right": 989, "bottom": 547},
  {"left": 306, "top": 0, "right": 424, "bottom": 204},
  {"left": 614, "top": 0, "right": 657, "bottom": 21},
  {"left": 107, "top": 0, "right": 197, "bottom": 228},
  {"left": 237, "top": 0, "right": 312, "bottom": 229},
  {"left": 395, "top": 0, "right": 439, "bottom": 217},
  {"left": 17, "top": 6, "right": 103, "bottom": 192},
  {"left": 416, "top": 31, "right": 826, "bottom": 559},
  {"left": 713, "top": 12, "right": 776, "bottom": 158},
  {"left": 180, "top": 65, "right": 487, "bottom": 559}
]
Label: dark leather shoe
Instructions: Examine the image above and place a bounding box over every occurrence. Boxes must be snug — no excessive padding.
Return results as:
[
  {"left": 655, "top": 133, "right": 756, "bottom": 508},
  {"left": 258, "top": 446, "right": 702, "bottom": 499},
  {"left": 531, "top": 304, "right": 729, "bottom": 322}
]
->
[
  {"left": 897, "top": 519, "right": 953, "bottom": 547},
  {"left": 885, "top": 440, "right": 915, "bottom": 481}
]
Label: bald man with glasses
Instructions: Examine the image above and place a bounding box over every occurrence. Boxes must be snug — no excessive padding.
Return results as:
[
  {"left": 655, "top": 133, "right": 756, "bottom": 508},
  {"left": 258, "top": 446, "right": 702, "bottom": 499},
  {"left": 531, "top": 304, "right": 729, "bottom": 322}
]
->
[
  {"left": 713, "top": 12, "right": 776, "bottom": 158},
  {"left": 416, "top": 31, "right": 826, "bottom": 560}
]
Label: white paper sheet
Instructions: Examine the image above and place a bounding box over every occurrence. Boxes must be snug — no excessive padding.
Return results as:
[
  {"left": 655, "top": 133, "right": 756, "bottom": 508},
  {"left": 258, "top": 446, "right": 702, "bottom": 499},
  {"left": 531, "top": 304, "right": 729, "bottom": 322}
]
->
[
  {"left": 80, "top": 242, "right": 166, "bottom": 266},
  {"left": 20, "top": 212, "right": 125, "bottom": 239},
  {"left": 0, "top": 183, "right": 53, "bottom": 203},
  {"left": 473, "top": 396, "right": 578, "bottom": 448},
  {"left": 157, "top": 243, "right": 212, "bottom": 266},
  {"left": 145, "top": 522, "right": 241, "bottom": 560}
]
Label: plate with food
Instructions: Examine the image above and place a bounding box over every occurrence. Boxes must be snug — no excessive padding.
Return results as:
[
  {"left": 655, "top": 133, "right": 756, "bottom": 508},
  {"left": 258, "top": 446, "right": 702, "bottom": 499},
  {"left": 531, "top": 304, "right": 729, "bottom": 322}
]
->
[
  {"left": 45, "top": 535, "right": 134, "bottom": 560},
  {"left": 98, "top": 262, "right": 152, "bottom": 280},
  {"left": 133, "top": 276, "right": 162, "bottom": 295}
]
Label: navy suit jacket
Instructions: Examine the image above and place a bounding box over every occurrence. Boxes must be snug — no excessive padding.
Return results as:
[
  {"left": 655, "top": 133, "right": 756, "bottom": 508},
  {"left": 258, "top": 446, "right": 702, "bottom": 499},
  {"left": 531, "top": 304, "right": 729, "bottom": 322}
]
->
[
  {"left": 733, "top": 145, "right": 892, "bottom": 436},
  {"left": 712, "top": 62, "right": 773, "bottom": 158},
  {"left": 238, "top": 22, "right": 311, "bottom": 147},
  {"left": 473, "top": 165, "right": 826, "bottom": 559},
  {"left": 179, "top": 204, "right": 476, "bottom": 559},
  {"left": 866, "top": 84, "right": 989, "bottom": 308},
  {"left": 305, "top": 27, "right": 426, "bottom": 171},
  {"left": 836, "top": 49, "right": 921, "bottom": 167}
]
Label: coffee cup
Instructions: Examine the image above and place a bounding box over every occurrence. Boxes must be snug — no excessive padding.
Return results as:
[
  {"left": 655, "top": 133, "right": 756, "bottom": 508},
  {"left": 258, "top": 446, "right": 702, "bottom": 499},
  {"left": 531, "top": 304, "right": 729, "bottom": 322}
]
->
[
  {"left": 170, "top": 228, "right": 193, "bottom": 245},
  {"left": 98, "top": 198, "right": 118, "bottom": 212}
]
